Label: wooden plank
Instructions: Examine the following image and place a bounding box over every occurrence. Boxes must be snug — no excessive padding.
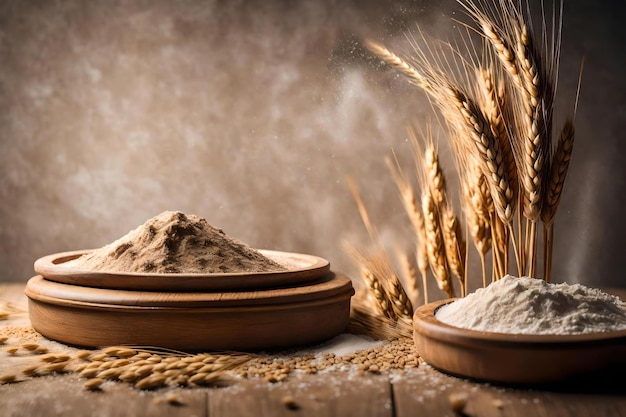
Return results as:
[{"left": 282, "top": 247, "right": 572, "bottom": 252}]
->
[
  {"left": 209, "top": 373, "right": 392, "bottom": 417},
  {"left": 394, "top": 365, "right": 626, "bottom": 417},
  {"left": 0, "top": 374, "right": 207, "bottom": 417}
]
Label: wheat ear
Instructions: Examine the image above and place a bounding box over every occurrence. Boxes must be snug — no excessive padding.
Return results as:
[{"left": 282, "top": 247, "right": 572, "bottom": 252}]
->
[
  {"left": 364, "top": 40, "right": 431, "bottom": 92},
  {"left": 422, "top": 190, "right": 453, "bottom": 298},
  {"left": 445, "top": 85, "right": 515, "bottom": 227},
  {"left": 541, "top": 120, "right": 574, "bottom": 282},
  {"left": 441, "top": 202, "right": 467, "bottom": 296}
]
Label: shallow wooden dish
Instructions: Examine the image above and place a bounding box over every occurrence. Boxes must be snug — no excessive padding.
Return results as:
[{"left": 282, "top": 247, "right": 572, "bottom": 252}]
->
[
  {"left": 34, "top": 249, "right": 330, "bottom": 291},
  {"left": 25, "top": 273, "right": 354, "bottom": 352},
  {"left": 413, "top": 299, "right": 626, "bottom": 385}
]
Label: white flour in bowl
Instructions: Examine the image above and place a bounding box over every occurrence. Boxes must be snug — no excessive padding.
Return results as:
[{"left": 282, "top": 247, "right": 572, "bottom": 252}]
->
[{"left": 435, "top": 275, "right": 626, "bottom": 335}]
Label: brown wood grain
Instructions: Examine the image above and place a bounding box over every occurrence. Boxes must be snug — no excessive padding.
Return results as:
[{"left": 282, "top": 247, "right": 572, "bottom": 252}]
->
[
  {"left": 0, "top": 374, "right": 207, "bottom": 417},
  {"left": 208, "top": 374, "right": 392, "bottom": 417},
  {"left": 394, "top": 365, "right": 626, "bottom": 417}
]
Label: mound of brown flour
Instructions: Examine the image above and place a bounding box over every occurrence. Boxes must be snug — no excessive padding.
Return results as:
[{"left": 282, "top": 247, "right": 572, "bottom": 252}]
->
[{"left": 63, "top": 211, "right": 287, "bottom": 273}]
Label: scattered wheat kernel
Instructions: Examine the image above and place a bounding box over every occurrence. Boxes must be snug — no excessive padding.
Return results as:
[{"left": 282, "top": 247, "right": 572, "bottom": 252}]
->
[
  {"left": 166, "top": 393, "right": 184, "bottom": 406},
  {"left": 75, "top": 350, "right": 92, "bottom": 360},
  {"left": 53, "top": 354, "right": 71, "bottom": 363},
  {"left": 186, "top": 362, "right": 204, "bottom": 371},
  {"left": 135, "top": 352, "right": 151, "bottom": 360},
  {"left": 163, "top": 369, "right": 179, "bottom": 378},
  {"left": 174, "top": 375, "right": 189, "bottom": 386},
  {"left": 84, "top": 378, "right": 104, "bottom": 391},
  {"left": 492, "top": 399, "right": 505, "bottom": 409},
  {"left": 0, "top": 337, "right": 7, "bottom": 344},
  {"left": 45, "top": 361, "right": 69, "bottom": 373},
  {"left": 4, "top": 346, "right": 19, "bottom": 355},
  {"left": 91, "top": 353, "right": 107, "bottom": 361},
  {"left": 102, "top": 347, "right": 120, "bottom": 356},
  {"left": 0, "top": 311, "right": 9, "bottom": 320},
  {"left": 134, "top": 364, "right": 154, "bottom": 377},
  {"left": 39, "top": 353, "right": 58, "bottom": 363},
  {"left": 0, "top": 374, "right": 17, "bottom": 384},
  {"left": 111, "top": 358, "right": 131, "bottom": 368},
  {"left": 135, "top": 375, "right": 167, "bottom": 390},
  {"left": 449, "top": 392, "right": 469, "bottom": 413},
  {"left": 22, "top": 342, "right": 42, "bottom": 351},
  {"left": 97, "top": 368, "right": 121, "bottom": 380},
  {"left": 79, "top": 368, "right": 100, "bottom": 378},
  {"left": 85, "top": 361, "right": 103, "bottom": 370},
  {"left": 22, "top": 364, "right": 40, "bottom": 376},
  {"left": 74, "top": 363, "right": 88, "bottom": 373},
  {"left": 165, "top": 361, "right": 186, "bottom": 371},
  {"left": 188, "top": 373, "right": 208, "bottom": 385},
  {"left": 114, "top": 348, "right": 137, "bottom": 358},
  {"left": 281, "top": 396, "right": 300, "bottom": 410},
  {"left": 34, "top": 346, "right": 49, "bottom": 354}
]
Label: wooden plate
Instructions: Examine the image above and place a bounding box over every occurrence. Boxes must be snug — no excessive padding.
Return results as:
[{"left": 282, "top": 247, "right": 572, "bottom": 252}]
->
[
  {"left": 413, "top": 299, "right": 626, "bottom": 385},
  {"left": 25, "top": 273, "right": 354, "bottom": 352},
  {"left": 34, "top": 249, "right": 330, "bottom": 291}
]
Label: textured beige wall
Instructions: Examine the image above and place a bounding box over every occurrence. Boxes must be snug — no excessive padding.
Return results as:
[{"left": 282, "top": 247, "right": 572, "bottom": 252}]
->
[{"left": 1, "top": 0, "right": 625, "bottom": 294}]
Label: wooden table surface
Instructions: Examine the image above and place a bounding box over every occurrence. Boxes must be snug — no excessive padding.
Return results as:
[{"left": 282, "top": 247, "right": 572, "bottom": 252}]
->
[{"left": 2, "top": 282, "right": 626, "bottom": 417}]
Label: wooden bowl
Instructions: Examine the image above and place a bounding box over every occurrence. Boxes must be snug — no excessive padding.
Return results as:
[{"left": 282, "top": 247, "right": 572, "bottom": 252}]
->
[
  {"left": 25, "top": 273, "right": 354, "bottom": 352},
  {"left": 34, "top": 249, "right": 330, "bottom": 291},
  {"left": 413, "top": 299, "right": 626, "bottom": 385}
]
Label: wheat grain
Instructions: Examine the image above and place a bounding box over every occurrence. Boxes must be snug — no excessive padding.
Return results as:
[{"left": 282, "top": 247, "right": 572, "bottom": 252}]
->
[
  {"left": 135, "top": 374, "right": 167, "bottom": 390},
  {"left": 424, "top": 142, "right": 447, "bottom": 206},
  {"left": 479, "top": 67, "right": 518, "bottom": 197},
  {"left": 542, "top": 120, "right": 574, "bottom": 225},
  {"left": 446, "top": 85, "right": 515, "bottom": 225},
  {"left": 396, "top": 249, "right": 420, "bottom": 307},
  {"left": 364, "top": 40, "right": 431, "bottom": 91},
  {"left": 441, "top": 203, "right": 467, "bottom": 295},
  {"left": 422, "top": 190, "right": 453, "bottom": 297},
  {"left": 362, "top": 250, "right": 414, "bottom": 319}
]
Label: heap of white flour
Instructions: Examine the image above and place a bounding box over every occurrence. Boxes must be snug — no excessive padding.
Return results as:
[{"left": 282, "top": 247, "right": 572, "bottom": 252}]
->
[{"left": 435, "top": 275, "right": 626, "bottom": 335}]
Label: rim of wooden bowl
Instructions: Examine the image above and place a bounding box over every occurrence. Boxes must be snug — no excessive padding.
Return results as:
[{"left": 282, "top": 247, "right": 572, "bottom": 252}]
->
[{"left": 34, "top": 249, "right": 331, "bottom": 291}]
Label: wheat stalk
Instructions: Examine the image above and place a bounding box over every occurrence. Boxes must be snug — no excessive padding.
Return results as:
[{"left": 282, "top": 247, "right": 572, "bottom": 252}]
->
[
  {"left": 541, "top": 119, "right": 574, "bottom": 283},
  {"left": 359, "top": 0, "right": 574, "bottom": 292},
  {"left": 386, "top": 137, "right": 431, "bottom": 303},
  {"left": 541, "top": 120, "right": 574, "bottom": 226},
  {"left": 364, "top": 40, "right": 431, "bottom": 92},
  {"left": 441, "top": 202, "right": 467, "bottom": 296},
  {"left": 345, "top": 175, "right": 414, "bottom": 318},
  {"left": 422, "top": 189, "right": 454, "bottom": 297},
  {"left": 343, "top": 241, "right": 396, "bottom": 320},
  {"left": 346, "top": 299, "right": 413, "bottom": 341},
  {"left": 395, "top": 248, "right": 421, "bottom": 307},
  {"left": 424, "top": 142, "right": 447, "bottom": 206}
]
